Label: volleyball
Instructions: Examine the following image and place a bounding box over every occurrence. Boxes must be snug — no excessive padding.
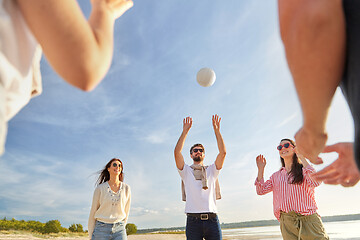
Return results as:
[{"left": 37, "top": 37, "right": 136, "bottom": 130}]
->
[{"left": 196, "top": 68, "right": 216, "bottom": 87}]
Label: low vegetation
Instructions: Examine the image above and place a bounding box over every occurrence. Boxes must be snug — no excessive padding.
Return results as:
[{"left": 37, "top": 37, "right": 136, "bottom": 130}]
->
[
  {"left": 125, "top": 223, "right": 137, "bottom": 235},
  {"left": 0, "top": 217, "right": 138, "bottom": 236},
  {"left": 0, "top": 218, "right": 86, "bottom": 235}
]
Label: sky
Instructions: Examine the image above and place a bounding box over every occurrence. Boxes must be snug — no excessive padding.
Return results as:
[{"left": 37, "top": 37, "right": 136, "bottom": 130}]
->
[{"left": 0, "top": 0, "right": 359, "bottom": 230}]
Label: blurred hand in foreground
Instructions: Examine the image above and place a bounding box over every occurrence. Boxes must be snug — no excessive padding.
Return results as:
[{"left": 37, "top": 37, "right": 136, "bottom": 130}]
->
[
  {"left": 312, "top": 142, "right": 360, "bottom": 187},
  {"left": 295, "top": 127, "right": 327, "bottom": 164}
]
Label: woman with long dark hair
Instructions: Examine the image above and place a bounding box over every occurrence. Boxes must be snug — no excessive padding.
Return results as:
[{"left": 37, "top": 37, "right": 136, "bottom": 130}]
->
[
  {"left": 255, "top": 139, "right": 328, "bottom": 239},
  {"left": 88, "top": 158, "right": 131, "bottom": 240}
]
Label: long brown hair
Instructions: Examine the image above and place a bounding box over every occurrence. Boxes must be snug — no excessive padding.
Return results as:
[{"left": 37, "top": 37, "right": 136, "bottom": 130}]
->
[
  {"left": 96, "top": 158, "right": 124, "bottom": 186},
  {"left": 279, "top": 139, "right": 304, "bottom": 184}
]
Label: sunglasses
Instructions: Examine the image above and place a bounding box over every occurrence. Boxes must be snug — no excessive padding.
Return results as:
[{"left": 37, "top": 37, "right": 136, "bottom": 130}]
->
[
  {"left": 277, "top": 143, "right": 293, "bottom": 151},
  {"left": 112, "top": 162, "right": 122, "bottom": 168},
  {"left": 193, "top": 148, "right": 204, "bottom": 153}
]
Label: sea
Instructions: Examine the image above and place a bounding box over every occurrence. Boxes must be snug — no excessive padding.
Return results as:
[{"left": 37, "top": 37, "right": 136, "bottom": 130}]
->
[{"left": 222, "top": 220, "right": 360, "bottom": 240}]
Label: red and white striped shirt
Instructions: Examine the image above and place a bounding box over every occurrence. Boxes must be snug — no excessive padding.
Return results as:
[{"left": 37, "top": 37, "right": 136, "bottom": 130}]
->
[{"left": 255, "top": 165, "right": 321, "bottom": 221}]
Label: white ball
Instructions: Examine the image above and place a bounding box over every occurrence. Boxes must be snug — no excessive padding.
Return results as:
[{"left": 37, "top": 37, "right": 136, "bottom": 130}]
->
[{"left": 196, "top": 68, "right": 216, "bottom": 87}]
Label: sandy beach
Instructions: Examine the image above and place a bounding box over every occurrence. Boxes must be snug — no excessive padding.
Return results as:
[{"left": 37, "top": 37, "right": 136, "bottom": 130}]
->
[
  {"left": 0, "top": 233, "right": 186, "bottom": 240},
  {"left": 0, "top": 232, "right": 280, "bottom": 240}
]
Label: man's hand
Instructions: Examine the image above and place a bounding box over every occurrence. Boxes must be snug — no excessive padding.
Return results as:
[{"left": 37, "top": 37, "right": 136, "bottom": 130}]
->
[
  {"left": 312, "top": 142, "right": 360, "bottom": 187},
  {"left": 183, "top": 117, "right": 192, "bottom": 133},
  {"left": 212, "top": 114, "right": 221, "bottom": 132},
  {"left": 295, "top": 127, "right": 327, "bottom": 164}
]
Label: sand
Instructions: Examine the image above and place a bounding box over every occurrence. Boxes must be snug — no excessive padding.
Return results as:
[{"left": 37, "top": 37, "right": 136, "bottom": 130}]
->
[
  {"left": 0, "top": 233, "right": 186, "bottom": 240},
  {"left": 128, "top": 234, "right": 186, "bottom": 240},
  {"left": 0, "top": 232, "right": 280, "bottom": 240}
]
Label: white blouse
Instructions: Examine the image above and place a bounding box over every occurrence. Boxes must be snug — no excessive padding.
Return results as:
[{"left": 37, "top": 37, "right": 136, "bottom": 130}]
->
[{"left": 88, "top": 181, "right": 131, "bottom": 238}]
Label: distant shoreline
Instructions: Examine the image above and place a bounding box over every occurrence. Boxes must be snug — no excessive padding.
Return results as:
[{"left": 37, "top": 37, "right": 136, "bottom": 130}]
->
[
  {"left": 0, "top": 214, "right": 358, "bottom": 239},
  {"left": 2, "top": 220, "right": 360, "bottom": 240},
  {"left": 137, "top": 213, "right": 360, "bottom": 233}
]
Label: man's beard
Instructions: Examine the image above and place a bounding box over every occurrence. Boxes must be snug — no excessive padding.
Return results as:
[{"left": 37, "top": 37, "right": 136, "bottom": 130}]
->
[{"left": 193, "top": 156, "right": 202, "bottom": 162}]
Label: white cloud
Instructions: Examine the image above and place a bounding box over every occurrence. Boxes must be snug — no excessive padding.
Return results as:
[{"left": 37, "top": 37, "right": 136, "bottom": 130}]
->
[
  {"left": 275, "top": 112, "right": 298, "bottom": 129},
  {"left": 130, "top": 207, "right": 159, "bottom": 217},
  {"left": 143, "top": 128, "right": 170, "bottom": 144}
]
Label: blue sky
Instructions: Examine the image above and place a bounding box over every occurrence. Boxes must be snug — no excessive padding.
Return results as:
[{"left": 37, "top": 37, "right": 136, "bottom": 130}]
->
[{"left": 0, "top": 0, "right": 358, "bottom": 230}]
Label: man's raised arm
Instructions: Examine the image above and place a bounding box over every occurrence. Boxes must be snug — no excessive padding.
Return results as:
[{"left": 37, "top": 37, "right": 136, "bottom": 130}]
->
[
  {"left": 174, "top": 117, "right": 192, "bottom": 170},
  {"left": 213, "top": 115, "right": 226, "bottom": 170}
]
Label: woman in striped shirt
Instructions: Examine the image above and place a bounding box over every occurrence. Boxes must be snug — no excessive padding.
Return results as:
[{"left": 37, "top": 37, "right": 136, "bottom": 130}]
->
[{"left": 255, "top": 138, "right": 328, "bottom": 240}]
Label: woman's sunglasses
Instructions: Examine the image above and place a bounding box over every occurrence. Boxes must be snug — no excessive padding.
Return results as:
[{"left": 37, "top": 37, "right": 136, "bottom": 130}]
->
[
  {"left": 277, "top": 143, "right": 293, "bottom": 151},
  {"left": 112, "top": 162, "right": 122, "bottom": 168}
]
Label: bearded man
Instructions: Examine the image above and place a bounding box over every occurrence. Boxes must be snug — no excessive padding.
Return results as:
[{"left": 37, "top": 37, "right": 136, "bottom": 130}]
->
[{"left": 174, "top": 114, "right": 226, "bottom": 240}]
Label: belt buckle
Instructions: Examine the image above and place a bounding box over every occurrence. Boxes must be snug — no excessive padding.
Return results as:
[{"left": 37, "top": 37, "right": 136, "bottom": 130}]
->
[{"left": 200, "top": 214, "right": 209, "bottom": 220}]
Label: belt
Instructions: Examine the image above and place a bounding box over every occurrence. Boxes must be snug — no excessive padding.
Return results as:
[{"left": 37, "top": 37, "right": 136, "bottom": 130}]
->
[
  {"left": 186, "top": 213, "right": 217, "bottom": 220},
  {"left": 280, "top": 211, "right": 312, "bottom": 240}
]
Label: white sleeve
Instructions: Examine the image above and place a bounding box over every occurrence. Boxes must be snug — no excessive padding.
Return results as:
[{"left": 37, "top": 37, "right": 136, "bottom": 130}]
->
[
  {"left": 178, "top": 163, "right": 189, "bottom": 180},
  {"left": 88, "top": 186, "right": 100, "bottom": 238},
  {"left": 124, "top": 184, "right": 131, "bottom": 224},
  {"left": 208, "top": 163, "right": 220, "bottom": 179}
]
